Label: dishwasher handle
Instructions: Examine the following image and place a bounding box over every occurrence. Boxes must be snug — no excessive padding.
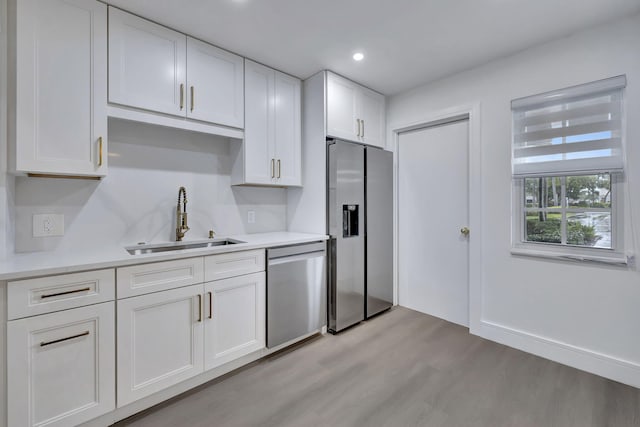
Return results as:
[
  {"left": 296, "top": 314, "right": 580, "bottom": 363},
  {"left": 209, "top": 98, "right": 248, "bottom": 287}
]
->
[
  {"left": 268, "top": 250, "right": 325, "bottom": 266},
  {"left": 268, "top": 241, "right": 326, "bottom": 260}
]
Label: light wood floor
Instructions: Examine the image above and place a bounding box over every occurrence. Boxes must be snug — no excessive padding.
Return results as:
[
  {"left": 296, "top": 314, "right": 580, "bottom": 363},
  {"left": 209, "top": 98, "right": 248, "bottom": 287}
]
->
[{"left": 116, "top": 307, "right": 640, "bottom": 427}]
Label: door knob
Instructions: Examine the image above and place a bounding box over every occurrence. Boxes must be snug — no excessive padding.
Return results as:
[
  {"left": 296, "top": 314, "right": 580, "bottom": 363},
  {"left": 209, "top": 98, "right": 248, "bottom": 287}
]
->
[{"left": 460, "top": 227, "right": 470, "bottom": 236}]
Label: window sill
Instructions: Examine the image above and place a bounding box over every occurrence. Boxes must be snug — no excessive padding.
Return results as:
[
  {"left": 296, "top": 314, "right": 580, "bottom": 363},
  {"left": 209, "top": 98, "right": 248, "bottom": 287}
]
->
[{"left": 510, "top": 247, "right": 632, "bottom": 266}]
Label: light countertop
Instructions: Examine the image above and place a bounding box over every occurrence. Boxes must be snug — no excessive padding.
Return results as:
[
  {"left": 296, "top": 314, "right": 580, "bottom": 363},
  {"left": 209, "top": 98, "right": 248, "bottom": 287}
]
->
[{"left": 0, "top": 232, "right": 328, "bottom": 281}]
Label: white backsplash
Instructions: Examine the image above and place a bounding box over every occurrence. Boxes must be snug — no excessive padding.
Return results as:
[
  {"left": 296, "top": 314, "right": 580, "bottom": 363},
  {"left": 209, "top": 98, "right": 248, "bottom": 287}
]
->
[{"left": 13, "top": 120, "right": 287, "bottom": 253}]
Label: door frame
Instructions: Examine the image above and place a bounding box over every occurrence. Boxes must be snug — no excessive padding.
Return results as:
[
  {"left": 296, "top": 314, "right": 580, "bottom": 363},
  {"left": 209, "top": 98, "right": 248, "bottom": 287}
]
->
[{"left": 389, "top": 103, "right": 482, "bottom": 334}]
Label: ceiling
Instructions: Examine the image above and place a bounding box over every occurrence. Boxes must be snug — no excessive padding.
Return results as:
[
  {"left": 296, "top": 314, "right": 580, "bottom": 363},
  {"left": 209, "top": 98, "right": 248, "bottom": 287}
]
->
[{"left": 105, "top": 0, "right": 640, "bottom": 95}]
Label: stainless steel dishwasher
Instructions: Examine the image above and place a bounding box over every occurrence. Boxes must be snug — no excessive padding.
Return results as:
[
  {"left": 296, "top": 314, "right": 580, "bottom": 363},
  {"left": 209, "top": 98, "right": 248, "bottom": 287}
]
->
[{"left": 266, "top": 241, "right": 327, "bottom": 348}]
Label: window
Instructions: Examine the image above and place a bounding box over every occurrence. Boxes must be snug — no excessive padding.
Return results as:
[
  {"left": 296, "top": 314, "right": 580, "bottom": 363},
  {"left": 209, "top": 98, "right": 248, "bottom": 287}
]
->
[
  {"left": 524, "top": 174, "right": 612, "bottom": 248},
  {"left": 511, "top": 76, "right": 627, "bottom": 263}
]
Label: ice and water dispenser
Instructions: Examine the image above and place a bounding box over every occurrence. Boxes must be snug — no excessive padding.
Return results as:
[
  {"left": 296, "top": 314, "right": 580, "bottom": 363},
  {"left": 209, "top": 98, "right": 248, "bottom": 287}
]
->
[{"left": 342, "top": 204, "right": 359, "bottom": 238}]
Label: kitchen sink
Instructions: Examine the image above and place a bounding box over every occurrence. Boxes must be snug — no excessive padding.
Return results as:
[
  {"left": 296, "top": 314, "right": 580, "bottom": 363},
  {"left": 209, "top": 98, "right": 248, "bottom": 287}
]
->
[{"left": 126, "top": 239, "right": 245, "bottom": 255}]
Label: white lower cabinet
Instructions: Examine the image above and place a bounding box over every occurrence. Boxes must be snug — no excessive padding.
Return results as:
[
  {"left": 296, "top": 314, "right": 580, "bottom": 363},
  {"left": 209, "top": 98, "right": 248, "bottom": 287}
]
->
[
  {"left": 7, "top": 302, "right": 115, "bottom": 427},
  {"left": 4, "top": 251, "right": 268, "bottom": 424},
  {"left": 116, "top": 274, "right": 266, "bottom": 406},
  {"left": 204, "top": 272, "right": 266, "bottom": 370},
  {"left": 116, "top": 284, "right": 204, "bottom": 407}
]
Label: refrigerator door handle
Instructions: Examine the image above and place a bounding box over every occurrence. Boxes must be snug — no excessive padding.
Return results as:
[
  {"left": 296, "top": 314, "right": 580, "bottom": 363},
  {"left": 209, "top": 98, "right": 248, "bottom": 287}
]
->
[
  {"left": 328, "top": 237, "right": 337, "bottom": 331},
  {"left": 343, "top": 209, "right": 350, "bottom": 236}
]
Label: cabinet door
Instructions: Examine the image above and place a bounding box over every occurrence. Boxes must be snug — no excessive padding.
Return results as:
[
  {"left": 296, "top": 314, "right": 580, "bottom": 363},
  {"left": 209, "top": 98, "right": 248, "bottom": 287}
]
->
[
  {"left": 117, "top": 285, "right": 204, "bottom": 406},
  {"left": 243, "top": 60, "right": 275, "bottom": 185},
  {"left": 359, "top": 87, "right": 386, "bottom": 148},
  {"left": 16, "top": 0, "right": 107, "bottom": 176},
  {"left": 7, "top": 302, "right": 115, "bottom": 427},
  {"left": 204, "top": 272, "right": 265, "bottom": 370},
  {"left": 108, "top": 7, "right": 186, "bottom": 117},
  {"left": 186, "top": 37, "right": 244, "bottom": 128},
  {"left": 274, "top": 71, "right": 302, "bottom": 186},
  {"left": 326, "top": 72, "right": 359, "bottom": 142}
]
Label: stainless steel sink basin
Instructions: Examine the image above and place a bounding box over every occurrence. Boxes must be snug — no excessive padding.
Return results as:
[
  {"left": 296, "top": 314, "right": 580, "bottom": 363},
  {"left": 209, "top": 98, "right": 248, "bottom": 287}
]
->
[{"left": 126, "top": 239, "right": 245, "bottom": 255}]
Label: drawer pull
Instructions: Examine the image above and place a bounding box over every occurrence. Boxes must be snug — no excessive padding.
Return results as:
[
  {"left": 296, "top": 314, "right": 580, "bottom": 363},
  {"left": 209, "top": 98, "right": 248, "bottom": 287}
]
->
[
  {"left": 40, "top": 287, "right": 91, "bottom": 299},
  {"left": 40, "top": 331, "right": 90, "bottom": 347}
]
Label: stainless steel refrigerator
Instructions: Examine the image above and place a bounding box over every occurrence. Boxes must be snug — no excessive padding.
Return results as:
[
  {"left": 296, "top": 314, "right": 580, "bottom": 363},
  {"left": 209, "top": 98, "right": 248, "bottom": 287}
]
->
[{"left": 327, "top": 139, "right": 393, "bottom": 333}]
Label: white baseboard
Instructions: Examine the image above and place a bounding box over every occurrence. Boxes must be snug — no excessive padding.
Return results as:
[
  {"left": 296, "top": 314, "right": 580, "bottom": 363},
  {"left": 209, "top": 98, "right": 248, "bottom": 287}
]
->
[{"left": 477, "top": 319, "right": 640, "bottom": 389}]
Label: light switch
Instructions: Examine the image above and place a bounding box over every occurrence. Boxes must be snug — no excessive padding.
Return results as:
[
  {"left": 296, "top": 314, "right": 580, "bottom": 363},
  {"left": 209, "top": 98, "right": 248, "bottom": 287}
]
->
[
  {"left": 247, "top": 210, "right": 256, "bottom": 224},
  {"left": 33, "top": 214, "right": 65, "bottom": 237}
]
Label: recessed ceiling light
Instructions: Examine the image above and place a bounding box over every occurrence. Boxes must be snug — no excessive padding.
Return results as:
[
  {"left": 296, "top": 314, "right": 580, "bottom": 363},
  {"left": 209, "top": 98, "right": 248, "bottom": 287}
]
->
[{"left": 353, "top": 52, "right": 364, "bottom": 61}]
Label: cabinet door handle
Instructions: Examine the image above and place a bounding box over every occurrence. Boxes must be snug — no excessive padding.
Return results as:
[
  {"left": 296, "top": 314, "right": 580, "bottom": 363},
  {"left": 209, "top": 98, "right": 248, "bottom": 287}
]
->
[
  {"left": 361, "top": 120, "right": 365, "bottom": 138},
  {"left": 197, "top": 294, "right": 202, "bottom": 322},
  {"left": 271, "top": 159, "right": 275, "bottom": 178},
  {"left": 180, "top": 84, "right": 184, "bottom": 110},
  {"left": 356, "top": 119, "right": 361, "bottom": 137},
  {"left": 208, "top": 291, "right": 213, "bottom": 319},
  {"left": 98, "top": 137, "right": 103, "bottom": 166},
  {"left": 41, "top": 287, "right": 91, "bottom": 299},
  {"left": 40, "top": 331, "right": 89, "bottom": 347},
  {"left": 190, "top": 86, "right": 195, "bottom": 112},
  {"left": 277, "top": 159, "right": 281, "bottom": 179}
]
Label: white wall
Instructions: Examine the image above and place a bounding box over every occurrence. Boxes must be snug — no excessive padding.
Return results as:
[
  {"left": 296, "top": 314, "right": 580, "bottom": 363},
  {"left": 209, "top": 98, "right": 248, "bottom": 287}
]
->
[
  {"left": 287, "top": 71, "right": 327, "bottom": 235},
  {"left": 0, "top": 0, "right": 10, "bottom": 260},
  {"left": 388, "top": 14, "right": 640, "bottom": 386},
  {"left": 13, "top": 120, "right": 287, "bottom": 253}
]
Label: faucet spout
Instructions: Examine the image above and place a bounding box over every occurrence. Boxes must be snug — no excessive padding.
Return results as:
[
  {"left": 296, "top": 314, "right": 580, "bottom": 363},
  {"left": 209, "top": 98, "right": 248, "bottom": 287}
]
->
[{"left": 176, "top": 186, "right": 190, "bottom": 241}]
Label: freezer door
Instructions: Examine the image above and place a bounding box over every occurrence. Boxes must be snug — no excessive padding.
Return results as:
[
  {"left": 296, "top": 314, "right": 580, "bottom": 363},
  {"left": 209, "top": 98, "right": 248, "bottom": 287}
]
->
[
  {"left": 328, "top": 141, "right": 365, "bottom": 332},
  {"left": 366, "top": 147, "right": 394, "bottom": 317}
]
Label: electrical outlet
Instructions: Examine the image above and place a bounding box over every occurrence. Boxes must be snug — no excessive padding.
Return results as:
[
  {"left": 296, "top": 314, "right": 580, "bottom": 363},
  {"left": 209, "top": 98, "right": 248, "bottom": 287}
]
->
[
  {"left": 33, "top": 214, "right": 64, "bottom": 237},
  {"left": 247, "top": 210, "right": 256, "bottom": 224}
]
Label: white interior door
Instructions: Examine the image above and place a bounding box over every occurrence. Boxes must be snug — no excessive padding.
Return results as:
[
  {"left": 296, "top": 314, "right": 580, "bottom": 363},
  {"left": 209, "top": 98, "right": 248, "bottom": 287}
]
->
[{"left": 398, "top": 119, "right": 469, "bottom": 326}]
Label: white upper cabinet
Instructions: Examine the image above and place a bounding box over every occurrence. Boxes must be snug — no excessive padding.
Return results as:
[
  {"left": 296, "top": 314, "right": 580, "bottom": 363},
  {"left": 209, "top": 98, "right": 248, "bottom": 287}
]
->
[
  {"left": 108, "top": 7, "right": 186, "bottom": 117},
  {"left": 186, "top": 37, "right": 244, "bottom": 127},
  {"left": 15, "top": 0, "right": 108, "bottom": 177},
  {"left": 274, "top": 72, "right": 302, "bottom": 186},
  {"left": 326, "top": 72, "right": 386, "bottom": 148},
  {"left": 326, "top": 73, "right": 359, "bottom": 142},
  {"left": 232, "top": 60, "right": 301, "bottom": 187},
  {"left": 358, "top": 86, "right": 386, "bottom": 148},
  {"left": 108, "top": 8, "right": 244, "bottom": 130},
  {"left": 242, "top": 60, "right": 275, "bottom": 185}
]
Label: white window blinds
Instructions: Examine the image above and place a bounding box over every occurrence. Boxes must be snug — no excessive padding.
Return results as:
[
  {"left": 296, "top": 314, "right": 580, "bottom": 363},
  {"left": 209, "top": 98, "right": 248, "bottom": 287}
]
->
[{"left": 512, "top": 75, "right": 626, "bottom": 177}]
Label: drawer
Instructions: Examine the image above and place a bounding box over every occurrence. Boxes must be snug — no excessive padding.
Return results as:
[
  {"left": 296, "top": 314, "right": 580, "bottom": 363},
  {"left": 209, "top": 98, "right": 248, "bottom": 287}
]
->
[
  {"left": 8, "top": 269, "right": 115, "bottom": 320},
  {"left": 117, "top": 257, "right": 204, "bottom": 298},
  {"left": 204, "top": 249, "right": 265, "bottom": 282}
]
